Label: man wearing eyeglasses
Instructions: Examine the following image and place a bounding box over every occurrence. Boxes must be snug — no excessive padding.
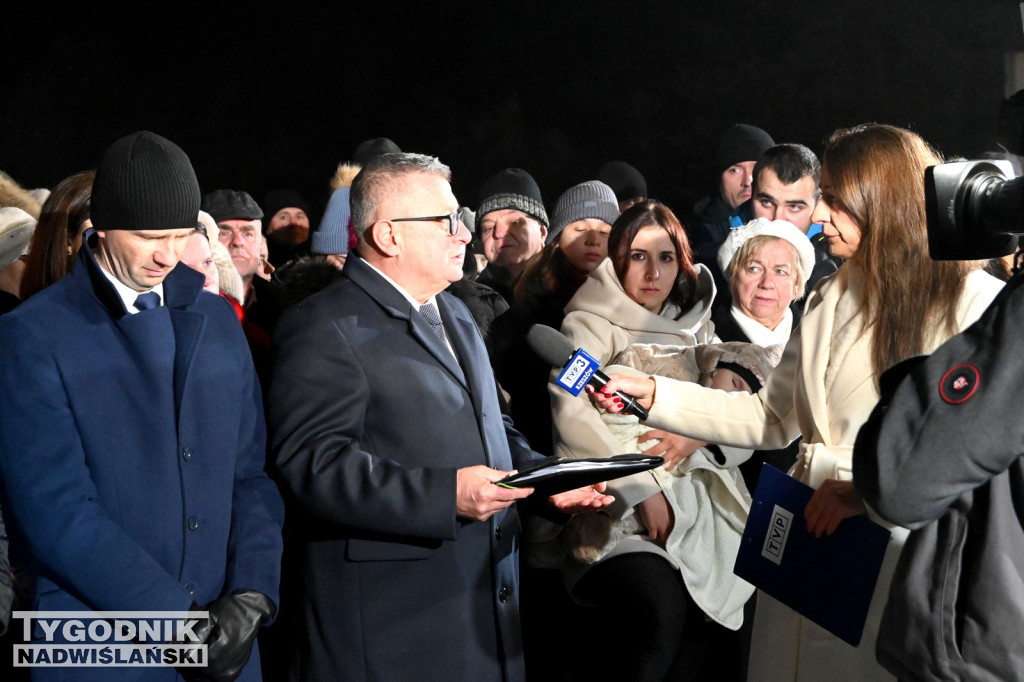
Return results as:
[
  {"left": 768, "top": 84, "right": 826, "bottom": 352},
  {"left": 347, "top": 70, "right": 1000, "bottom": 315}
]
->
[{"left": 268, "top": 152, "right": 611, "bottom": 682}]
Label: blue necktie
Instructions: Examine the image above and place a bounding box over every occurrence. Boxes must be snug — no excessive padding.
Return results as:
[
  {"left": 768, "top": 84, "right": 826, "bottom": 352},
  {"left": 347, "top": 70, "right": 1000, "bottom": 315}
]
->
[
  {"left": 134, "top": 292, "right": 161, "bottom": 312},
  {"left": 418, "top": 303, "right": 447, "bottom": 343}
]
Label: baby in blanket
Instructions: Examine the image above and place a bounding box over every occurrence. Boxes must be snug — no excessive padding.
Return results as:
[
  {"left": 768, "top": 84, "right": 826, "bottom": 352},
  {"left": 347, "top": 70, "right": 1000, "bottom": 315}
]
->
[{"left": 570, "top": 341, "right": 781, "bottom": 629}]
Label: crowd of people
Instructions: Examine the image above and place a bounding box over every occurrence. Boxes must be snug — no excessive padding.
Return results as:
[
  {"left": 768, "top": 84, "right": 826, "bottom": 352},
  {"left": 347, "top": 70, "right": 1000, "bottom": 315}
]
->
[{"left": 0, "top": 121, "right": 1020, "bottom": 682}]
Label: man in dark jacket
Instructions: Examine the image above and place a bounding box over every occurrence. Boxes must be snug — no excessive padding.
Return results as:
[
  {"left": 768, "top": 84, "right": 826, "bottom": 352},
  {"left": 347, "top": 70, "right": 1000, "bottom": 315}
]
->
[
  {"left": 690, "top": 123, "right": 775, "bottom": 272},
  {"left": 0, "top": 131, "right": 284, "bottom": 681},
  {"left": 745, "top": 143, "right": 841, "bottom": 300},
  {"left": 269, "top": 152, "right": 610, "bottom": 681}
]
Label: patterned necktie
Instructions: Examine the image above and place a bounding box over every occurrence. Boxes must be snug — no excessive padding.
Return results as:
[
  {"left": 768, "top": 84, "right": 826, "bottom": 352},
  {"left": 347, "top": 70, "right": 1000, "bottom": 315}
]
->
[
  {"left": 418, "top": 303, "right": 447, "bottom": 343},
  {"left": 134, "top": 292, "right": 161, "bottom": 312}
]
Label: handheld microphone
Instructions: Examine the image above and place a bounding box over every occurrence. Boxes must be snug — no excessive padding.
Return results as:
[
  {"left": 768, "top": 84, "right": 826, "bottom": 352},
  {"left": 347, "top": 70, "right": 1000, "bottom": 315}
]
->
[{"left": 526, "top": 324, "right": 649, "bottom": 421}]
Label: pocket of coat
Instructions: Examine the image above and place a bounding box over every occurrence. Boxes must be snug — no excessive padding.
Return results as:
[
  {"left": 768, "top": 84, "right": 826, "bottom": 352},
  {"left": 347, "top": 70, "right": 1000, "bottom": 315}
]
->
[{"left": 938, "top": 511, "right": 968, "bottom": 661}]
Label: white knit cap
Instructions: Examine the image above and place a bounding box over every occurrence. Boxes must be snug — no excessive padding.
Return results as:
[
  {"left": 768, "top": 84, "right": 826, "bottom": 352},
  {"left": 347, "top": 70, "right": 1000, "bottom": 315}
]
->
[
  {"left": 717, "top": 217, "right": 815, "bottom": 284},
  {"left": 0, "top": 206, "right": 36, "bottom": 270}
]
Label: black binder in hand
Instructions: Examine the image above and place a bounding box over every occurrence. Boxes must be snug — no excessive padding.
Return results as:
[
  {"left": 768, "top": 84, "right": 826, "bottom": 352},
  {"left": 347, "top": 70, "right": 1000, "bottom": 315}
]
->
[{"left": 497, "top": 454, "right": 663, "bottom": 496}]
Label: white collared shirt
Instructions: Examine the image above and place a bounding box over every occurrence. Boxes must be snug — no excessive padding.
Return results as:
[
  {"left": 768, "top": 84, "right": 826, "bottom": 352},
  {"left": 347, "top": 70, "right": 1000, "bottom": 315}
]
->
[
  {"left": 97, "top": 265, "right": 166, "bottom": 315},
  {"left": 362, "top": 259, "right": 456, "bottom": 358}
]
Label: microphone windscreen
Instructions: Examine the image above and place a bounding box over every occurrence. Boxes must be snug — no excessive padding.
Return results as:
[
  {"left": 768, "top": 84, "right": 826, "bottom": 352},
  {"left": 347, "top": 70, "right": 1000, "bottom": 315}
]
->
[{"left": 526, "top": 324, "right": 576, "bottom": 367}]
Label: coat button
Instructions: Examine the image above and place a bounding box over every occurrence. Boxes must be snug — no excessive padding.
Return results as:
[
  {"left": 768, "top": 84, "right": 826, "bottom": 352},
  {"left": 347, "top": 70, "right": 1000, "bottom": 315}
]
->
[
  {"left": 184, "top": 582, "right": 195, "bottom": 595},
  {"left": 182, "top": 447, "right": 193, "bottom": 462},
  {"left": 498, "top": 586, "right": 511, "bottom": 603},
  {"left": 187, "top": 516, "right": 199, "bottom": 531},
  {"left": 495, "top": 526, "right": 503, "bottom": 541}
]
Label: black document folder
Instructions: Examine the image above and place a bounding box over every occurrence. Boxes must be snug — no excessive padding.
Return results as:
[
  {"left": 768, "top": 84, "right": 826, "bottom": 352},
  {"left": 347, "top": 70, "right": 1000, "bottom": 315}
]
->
[
  {"left": 497, "top": 454, "right": 662, "bottom": 496},
  {"left": 733, "top": 464, "right": 891, "bottom": 646}
]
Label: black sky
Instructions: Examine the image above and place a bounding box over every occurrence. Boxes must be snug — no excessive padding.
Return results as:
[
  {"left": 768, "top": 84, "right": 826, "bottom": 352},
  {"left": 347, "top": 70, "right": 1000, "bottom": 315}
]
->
[{"left": 4, "top": 1, "right": 1023, "bottom": 218}]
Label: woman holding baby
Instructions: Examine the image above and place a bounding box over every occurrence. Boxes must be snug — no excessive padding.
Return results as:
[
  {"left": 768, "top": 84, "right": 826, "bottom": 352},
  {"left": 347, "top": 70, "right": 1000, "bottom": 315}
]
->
[{"left": 545, "top": 198, "right": 748, "bottom": 681}]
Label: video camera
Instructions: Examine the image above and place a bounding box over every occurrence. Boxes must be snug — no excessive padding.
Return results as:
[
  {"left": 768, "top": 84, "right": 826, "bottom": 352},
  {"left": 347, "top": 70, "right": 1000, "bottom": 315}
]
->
[{"left": 926, "top": 159, "right": 1024, "bottom": 260}]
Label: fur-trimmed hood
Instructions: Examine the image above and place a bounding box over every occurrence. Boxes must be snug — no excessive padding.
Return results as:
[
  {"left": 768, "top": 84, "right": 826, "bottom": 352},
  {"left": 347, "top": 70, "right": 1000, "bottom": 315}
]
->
[
  {"left": 330, "top": 163, "right": 361, "bottom": 191},
  {"left": 0, "top": 171, "right": 42, "bottom": 219}
]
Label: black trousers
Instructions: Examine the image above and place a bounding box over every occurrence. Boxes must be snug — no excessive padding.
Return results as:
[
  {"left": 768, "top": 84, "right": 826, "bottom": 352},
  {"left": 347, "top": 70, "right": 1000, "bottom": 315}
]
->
[{"left": 573, "top": 553, "right": 743, "bottom": 682}]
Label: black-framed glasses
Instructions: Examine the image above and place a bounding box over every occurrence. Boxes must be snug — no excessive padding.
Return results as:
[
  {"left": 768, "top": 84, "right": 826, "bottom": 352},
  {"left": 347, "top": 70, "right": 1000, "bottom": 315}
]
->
[{"left": 390, "top": 211, "right": 461, "bottom": 236}]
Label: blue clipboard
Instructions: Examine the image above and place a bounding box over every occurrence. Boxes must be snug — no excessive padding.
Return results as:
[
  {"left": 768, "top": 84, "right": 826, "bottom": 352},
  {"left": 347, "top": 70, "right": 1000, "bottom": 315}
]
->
[{"left": 733, "top": 464, "right": 891, "bottom": 646}]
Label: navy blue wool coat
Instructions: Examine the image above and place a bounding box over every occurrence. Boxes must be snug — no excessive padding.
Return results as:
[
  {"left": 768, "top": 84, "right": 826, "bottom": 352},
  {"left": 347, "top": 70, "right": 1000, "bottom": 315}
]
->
[{"left": 0, "top": 235, "right": 284, "bottom": 681}]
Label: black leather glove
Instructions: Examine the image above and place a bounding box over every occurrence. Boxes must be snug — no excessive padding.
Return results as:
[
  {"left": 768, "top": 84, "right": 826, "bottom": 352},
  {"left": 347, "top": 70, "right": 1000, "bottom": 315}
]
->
[{"left": 183, "top": 590, "right": 276, "bottom": 682}]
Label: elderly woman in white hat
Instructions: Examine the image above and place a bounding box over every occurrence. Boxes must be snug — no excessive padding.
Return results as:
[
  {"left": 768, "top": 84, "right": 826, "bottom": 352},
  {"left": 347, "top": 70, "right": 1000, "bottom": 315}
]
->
[{"left": 712, "top": 217, "right": 816, "bottom": 348}]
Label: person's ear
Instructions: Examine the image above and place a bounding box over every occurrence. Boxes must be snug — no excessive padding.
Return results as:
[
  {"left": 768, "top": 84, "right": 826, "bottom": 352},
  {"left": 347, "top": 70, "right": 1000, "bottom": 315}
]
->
[{"left": 369, "top": 219, "right": 402, "bottom": 257}]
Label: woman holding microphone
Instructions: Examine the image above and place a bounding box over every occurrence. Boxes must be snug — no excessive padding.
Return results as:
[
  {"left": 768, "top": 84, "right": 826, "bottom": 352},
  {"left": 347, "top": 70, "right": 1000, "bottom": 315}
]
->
[{"left": 590, "top": 123, "right": 1004, "bottom": 681}]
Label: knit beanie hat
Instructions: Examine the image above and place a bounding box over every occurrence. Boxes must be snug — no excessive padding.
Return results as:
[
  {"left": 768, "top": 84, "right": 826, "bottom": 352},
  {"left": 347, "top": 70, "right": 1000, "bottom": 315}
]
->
[
  {"left": 0, "top": 206, "right": 36, "bottom": 270},
  {"left": 458, "top": 206, "right": 476, "bottom": 234},
  {"left": 715, "top": 124, "right": 775, "bottom": 174},
  {"left": 312, "top": 186, "right": 351, "bottom": 255},
  {"left": 716, "top": 217, "right": 816, "bottom": 287},
  {"left": 598, "top": 161, "right": 647, "bottom": 202},
  {"left": 477, "top": 168, "right": 548, "bottom": 228},
  {"left": 352, "top": 137, "right": 401, "bottom": 167},
  {"left": 547, "top": 180, "right": 619, "bottom": 244},
  {"left": 90, "top": 131, "right": 201, "bottom": 231},
  {"left": 262, "top": 189, "right": 310, "bottom": 226},
  {"left": 201, "top": 190, "right": 264, "bottom": 223}
]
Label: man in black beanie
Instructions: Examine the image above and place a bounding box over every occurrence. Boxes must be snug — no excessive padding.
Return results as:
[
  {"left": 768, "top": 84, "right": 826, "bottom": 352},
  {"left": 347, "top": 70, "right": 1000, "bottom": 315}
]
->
[
  {"left": 598, "top": 160, "right": 648, "bottom": 211},
  {"left": 474, "top": 167, "right": 549, "bottom": 304},
  {"left": 261, "top": 188, "right": 312, "bottom": 268},
  {"left": 690, "top": 123, "right": 775, "bottom": 272},
  {"left": 0, "top": 131, "right": 284, "bottom": 681}
]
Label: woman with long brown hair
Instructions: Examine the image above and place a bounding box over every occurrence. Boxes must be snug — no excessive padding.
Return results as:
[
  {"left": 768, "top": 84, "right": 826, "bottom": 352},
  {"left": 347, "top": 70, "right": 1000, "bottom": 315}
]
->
[
  {"left": 20, "top": 170, "right": 94, "bottom": 299},
  {"left": 592, "top": 124, "right": 1005, "bottom": 680},
  {"left": 545, "top": 199, "right": 725, "bottom": 680}
]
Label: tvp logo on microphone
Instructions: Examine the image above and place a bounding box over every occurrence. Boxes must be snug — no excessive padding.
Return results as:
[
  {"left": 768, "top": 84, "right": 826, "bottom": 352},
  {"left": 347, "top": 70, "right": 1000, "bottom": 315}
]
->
[
  {"left": 555, "top": 348, "right": 599, "bottom": 396},
  {"left": 12, "top": 611, "right": 208, "bottom": 668}
]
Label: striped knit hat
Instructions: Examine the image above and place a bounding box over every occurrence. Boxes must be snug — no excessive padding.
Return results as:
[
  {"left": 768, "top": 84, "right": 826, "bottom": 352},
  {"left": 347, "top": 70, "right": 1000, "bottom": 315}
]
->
[{"left": 476, "top": 168, "right": 548, "bottom": 228}]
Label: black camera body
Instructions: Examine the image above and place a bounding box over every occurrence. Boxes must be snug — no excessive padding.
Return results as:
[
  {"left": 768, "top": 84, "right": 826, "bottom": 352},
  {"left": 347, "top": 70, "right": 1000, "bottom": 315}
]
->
[{"left": 926, "top": 159, "right": 1023, "bottom": 260}]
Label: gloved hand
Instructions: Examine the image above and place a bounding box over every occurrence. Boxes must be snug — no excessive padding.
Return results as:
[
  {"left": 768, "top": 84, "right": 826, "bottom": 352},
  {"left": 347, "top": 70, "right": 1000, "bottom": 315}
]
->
[{"left": 183, "top": 590, "right": 276, "bottom": 682}]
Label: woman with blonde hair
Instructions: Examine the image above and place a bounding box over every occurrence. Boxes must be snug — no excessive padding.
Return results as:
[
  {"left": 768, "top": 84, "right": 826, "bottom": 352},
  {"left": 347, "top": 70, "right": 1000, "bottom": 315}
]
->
[{"left": 592, "top": 124, "right": 1005, "bottom": 681}]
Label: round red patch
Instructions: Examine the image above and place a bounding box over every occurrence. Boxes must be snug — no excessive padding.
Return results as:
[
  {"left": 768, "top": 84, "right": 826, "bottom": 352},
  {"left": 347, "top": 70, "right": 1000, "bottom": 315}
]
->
[{"left": 939, "top": 364, "right": 980, "bottom": 405}]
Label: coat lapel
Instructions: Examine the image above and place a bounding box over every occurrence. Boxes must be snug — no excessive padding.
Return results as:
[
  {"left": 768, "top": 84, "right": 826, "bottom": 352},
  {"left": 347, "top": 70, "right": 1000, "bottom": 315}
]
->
[
  {"left": 441, "top": 296, "right": 487, "bottom": 411},
  {"left": 439, "top": 293, "right": 514, "bottom": 472},
  {"left": 163, "top": 265, "right": 207, "bottom": 423},
  {"left": 407, "top": 305, "right": 467, "bottom": 388},
  {"left": 344, "top": 254, "right": 467, "bottom": 389},
  {"left": 799, "top": 268, "right": 843, "bottom": 444}
]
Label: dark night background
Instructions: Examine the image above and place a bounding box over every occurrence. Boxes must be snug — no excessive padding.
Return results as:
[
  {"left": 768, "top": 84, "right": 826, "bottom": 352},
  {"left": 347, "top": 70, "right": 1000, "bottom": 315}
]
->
[{"left": 4, "top": 1, "right": 1024, "bottom": 223}]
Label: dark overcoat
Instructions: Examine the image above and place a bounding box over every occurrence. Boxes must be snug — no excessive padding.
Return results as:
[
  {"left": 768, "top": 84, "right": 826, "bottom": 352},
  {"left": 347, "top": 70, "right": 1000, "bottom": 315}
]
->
[
  {"left": 269, "top": 253, "right": 541, "bottom": 681},
  {"left": 0, "top": 235, "right": 284, "bottom": 681}
]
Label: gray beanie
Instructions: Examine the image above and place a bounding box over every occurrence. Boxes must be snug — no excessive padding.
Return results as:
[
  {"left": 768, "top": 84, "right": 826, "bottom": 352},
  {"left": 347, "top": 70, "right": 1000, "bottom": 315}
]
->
[
  {"left": 547, "top": 180, "right": 619, "bottom": 244},
  {"left": 458, "top": 206, "right": 476, "bottom": 234}
]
